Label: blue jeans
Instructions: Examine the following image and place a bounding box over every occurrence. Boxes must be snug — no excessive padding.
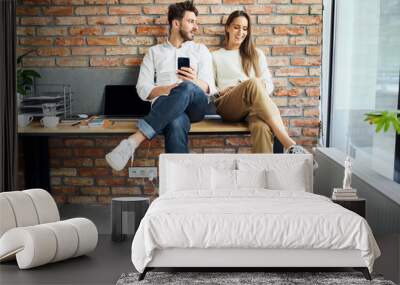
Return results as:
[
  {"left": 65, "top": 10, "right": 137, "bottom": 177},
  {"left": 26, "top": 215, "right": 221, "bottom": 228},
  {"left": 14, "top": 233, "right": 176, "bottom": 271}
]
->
[{"left": 137, "top": 81, "right": 208, "bottom": 153}]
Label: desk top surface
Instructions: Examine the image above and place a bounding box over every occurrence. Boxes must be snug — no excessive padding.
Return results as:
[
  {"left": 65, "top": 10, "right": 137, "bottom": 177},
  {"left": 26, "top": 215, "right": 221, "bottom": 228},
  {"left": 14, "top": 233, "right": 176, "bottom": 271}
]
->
[{"left": 18, "top": 120, "right": 249, "bottom": 134}]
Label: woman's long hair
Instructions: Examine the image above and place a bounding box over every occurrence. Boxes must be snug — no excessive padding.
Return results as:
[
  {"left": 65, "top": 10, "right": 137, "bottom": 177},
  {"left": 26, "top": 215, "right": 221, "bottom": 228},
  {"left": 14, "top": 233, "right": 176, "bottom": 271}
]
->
[{"left": 224, "top": 10, "right": 261, "bottom": 77}]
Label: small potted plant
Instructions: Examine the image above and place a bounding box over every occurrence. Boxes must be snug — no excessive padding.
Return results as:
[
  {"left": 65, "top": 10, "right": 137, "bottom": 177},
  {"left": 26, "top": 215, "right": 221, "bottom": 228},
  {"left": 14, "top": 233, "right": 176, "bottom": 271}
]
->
[
  {"left": 16, "top": 50, "right": 41, "bottom": 106},
  {"left": 364, "top": 110, "right": 400, "bottom": 134}
]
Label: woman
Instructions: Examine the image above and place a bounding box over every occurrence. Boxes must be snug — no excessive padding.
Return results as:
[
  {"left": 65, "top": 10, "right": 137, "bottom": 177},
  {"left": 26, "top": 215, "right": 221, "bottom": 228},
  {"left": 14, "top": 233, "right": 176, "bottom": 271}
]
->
[{"left": 212, "top": 10, "right": 307, "bottom": 154}]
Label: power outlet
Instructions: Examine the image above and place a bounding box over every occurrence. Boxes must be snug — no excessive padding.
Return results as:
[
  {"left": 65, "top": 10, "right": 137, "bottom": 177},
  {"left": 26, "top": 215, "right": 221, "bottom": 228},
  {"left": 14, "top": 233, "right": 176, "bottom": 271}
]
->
[{"left": 128, "top": 167, "right": 157, "bottom": 180}]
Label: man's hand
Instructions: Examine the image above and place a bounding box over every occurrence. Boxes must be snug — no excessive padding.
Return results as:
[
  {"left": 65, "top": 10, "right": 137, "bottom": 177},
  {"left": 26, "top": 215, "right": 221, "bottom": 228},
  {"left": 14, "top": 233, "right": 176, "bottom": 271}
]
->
[
  {"left": 177, "top": 67, "right": 196, "bottom": 81},
  {"left": 148, "top": 83, "right": 178, "bottom": 100}
]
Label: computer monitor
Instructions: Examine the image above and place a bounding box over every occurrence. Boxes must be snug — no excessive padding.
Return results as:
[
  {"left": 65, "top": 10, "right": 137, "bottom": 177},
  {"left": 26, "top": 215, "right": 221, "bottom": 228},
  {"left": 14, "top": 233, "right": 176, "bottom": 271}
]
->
[{"left": 104, "top": 85, "right": 150, "bottom": 118}]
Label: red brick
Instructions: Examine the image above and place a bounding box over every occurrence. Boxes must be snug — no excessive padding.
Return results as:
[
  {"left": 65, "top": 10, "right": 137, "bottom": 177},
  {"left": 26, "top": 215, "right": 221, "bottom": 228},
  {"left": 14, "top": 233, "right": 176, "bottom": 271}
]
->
[
  {"left": 197, "top": 6, "right": 210, "bottom": 14},
  {"left": 252, "top": 26, "right": 273, "bottom": 36},
  {"left": 292, "top": 0, "right": 321, "bottom": 3},
  {"left": 87, "top": 37, "right": 119, "bottom": 46},
  {"left": 43, "top": 6, "right": 73, "bottom": 16},
  {"left": 274, "top": 87, "right": 302, "bottom": 97},
  {"left": 275, "top": 67, "right": 307, "bottom": 77},
  {"left": 90, "top": 56, "right": 121, "bottom": 66},
  {"left": 88, "top": 16, "right": 119, "bottom": 25},
  {"left": 188, "top": 0, "right": 220, "bottom": 3},
  {"left": 51, "top": 177, "right": 62, "bottom": 186},
  {"left": 307, "top": 25, "right": 322, "bottom": 35},
  {"left": 289, "top": 36, "right": 320, "bottom": 45},
  {"left": 274, "top": 26, "right": 304, "bottom": 35},
  {"left": 309, "top": 67, "right": 320, "bottom": 76},
  {"left": 69, "top": 26, "right": 102, "bottom": 36},
  {"left": 23, "top": 57, "right": 55, "bottom": 67},
  {"left": 310, "top": 4, "right": 323, "bottom": 14},
  {"left": 17, "top": 27, "right": 35, "bottom": 36},
  {"left": 211, "top": 6, "right": 241, "bottom": 14},
  {"left": 191, "top": 138, "right": 225, "bottom": 147},
  {"left": 194, "top": 36, "right": 221, "bottom": 46},
  {"left": 53, "top": 195, "right": 67, "bottom": 204},
  {"left": 223, "top": 0, "right": 254, "bottom": 3},
  {"left": 64, "top": 158, "right": 94, "bottom": 167},
  {"left": 79, "top": 168, "right": 109, "bottom": 176},
  {"left": 123, "top": 57, "right": 143, "bottom": 66},
  {"left": 197, "top": 16, "right": 221, "bottom": 24},
  {"left": 290, "top": 118, "right": 320, "bottom": 127},
  {"left": 304, "top": 107, "right": 320, "bottom": 117},
  {"left": 106, "top": 47, "right": 137, "bottom": 55},
  {"left": 278, "top": 5, "right": 308, "bottom": 14},
  {"left": 53, "top": 0, "right": 84, "bottom": 4},
  {"left": 64, "top": 138, "right": 94, "bottom": 147},
  {"left": 267, "top": 56, "right": 289, "bottom": 66},
  {"left": 136, "top": 148, "right": 164, "bottom": 158},
  {"left": 97, "top": 177, "right": 126, "bottom": 186},
  {"left": 17, "top": 7, "right": 41, "bottom": 16},
  {"left": 37, "top": 47, "right": 70, "bottom": 56},
  {"left": 291, "top": 56, "right": 321, "bottom": 66},
  {"left": 21, "top": 17, "right": 53, "bottom": 26},
  {"left": 51, "top": 168, "right": 77, "bottom": 176},
  {"left": 50, "top": 159, "right": 62, "bottom": 167},
  {"left": 245, "top": 5, "right": 273, "bottom": 14},
  {"left": 111, "top": 187, "right": 142, "bottom": 195},
  {"left": 52, "top": 186, "right": 77, "bottom": 195},
  {"left": 255, "top": 36, "right": 288, "bottom": 46},
  {"left": 109, "top": 6, "right": 141, "bottom": 15},
  {"left": 23, "top": 0, "right": 50, "bottom": 4},
  {"left": 137, "top": 26, "right": 168, "bottom": 36},
  {"left": 74, "top": 148, "right": 105, "bottom": 157},
  {"left": 121, "top": 16, "right": 154, "bottom": 25},
  {"left": 204, "top": 148, "right": 236, "bottom": 153},
  {"left": 81, "top": 187, "right": 110, "bottom": 195},
  {"left": 258, "top": 15, "right": 290, "bottom": 24},
  {"left": 280, "top": 108, "right": 302, "bottom": 117},
  {"left": 72, "top": 47, "right": 104, "bottom": 55},
  {"left": 288, "top": 128, "right": 302, "bottom": 137},
  {"left": 94, "top": 137, "right": 122, "bottom": 147},
  {"left": 292, "top": 15, "right": 322, "bottom": 25},
  {"left": 64, "top": 177, "right": 94, "bottom": 186},
  {"left": 305, "top": 87, "right": 320, "bottom": 97},
  {"left": 55, "top": 17, "right": 86, "bottom": 25},
  {"left": 55, "top": 37, "right": 85, "bottom": 46},
  {"left": 288, "top": 77, "right": 319, "bottom": 86},
  {"left": 75, "top": 6, "right": 107, "bottom": 15},
  {"left": 306, "top": 46, "right": 321, "bottom": 55},
  {"left": 143, "top": 6, "right": 168, "bottom": 14},
  {"left": 294, "top": 138, "right": 317, "bottom": 146},
  {"left": 67, "top": 196, "right": 97, "bottom": 204},
  {"left": 237, "top": 147, "right": 252, "bottom": 153},
  {"left": 37, "top": 27, "right": 68, "bottom": 36},
  {"left": 85, "top": 0, "right": 118, "bottom": 3},
  {"left": 303, "top": 128, "right": 319, "bottom": 136},
  {"left": 120, "top": 0, "right": 151, "bottom": 3},
  {"left": 258, "top": 0, "right": 289, "bottom": 2},
  {"left": 95, "top": 158, "right": 108, "bottom": 167},
  {"left": 272, "top": 46, "right": 304, "bottom": 55},
  {"left": 98, "top": 196, "right": 112, "bottom": 204},
  {"left": 289, "top": 97, "right": 319, "bottom": 107},
  {"left": 121, "top": 37, "right": 154, "bottom": 46},
  {"left": 20, "top": 37, "right": 53, "bottom": 46},
  {"left": 104, "top": 26, "right": 135, "bottom": 36},
  {"left": 203, "top": 26, "right": 225, "bottom": 35}
]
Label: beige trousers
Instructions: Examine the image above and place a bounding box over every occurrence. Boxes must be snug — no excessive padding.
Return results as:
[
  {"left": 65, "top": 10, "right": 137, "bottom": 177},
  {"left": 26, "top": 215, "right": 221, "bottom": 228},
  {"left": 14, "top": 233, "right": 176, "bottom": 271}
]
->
[{"left": 215, "top": 78, "right": 280, "bottom": 153}]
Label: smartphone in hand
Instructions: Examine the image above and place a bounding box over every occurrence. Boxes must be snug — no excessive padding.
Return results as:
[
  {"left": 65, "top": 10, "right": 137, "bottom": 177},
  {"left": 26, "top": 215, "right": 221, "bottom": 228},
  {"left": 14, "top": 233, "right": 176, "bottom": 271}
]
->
[{"left": 177, "top": 57, "right": 190, "bottom": 70}]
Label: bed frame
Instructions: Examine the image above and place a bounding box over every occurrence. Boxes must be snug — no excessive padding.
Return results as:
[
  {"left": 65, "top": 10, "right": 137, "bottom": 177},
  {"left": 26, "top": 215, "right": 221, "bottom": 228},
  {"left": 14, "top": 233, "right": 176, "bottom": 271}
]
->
[{"left": 138, "top": 248, "right": 371, "bottom": 280}]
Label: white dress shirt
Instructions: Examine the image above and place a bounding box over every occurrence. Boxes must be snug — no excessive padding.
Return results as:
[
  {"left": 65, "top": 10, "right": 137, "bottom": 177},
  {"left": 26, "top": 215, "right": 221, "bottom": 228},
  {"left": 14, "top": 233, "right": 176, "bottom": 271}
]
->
[
  {"left": 136, "top": 40, "right": 217, "bottom": 103},
  {"left": 212, "top": 48, "right": 274, "bottom": 95}
]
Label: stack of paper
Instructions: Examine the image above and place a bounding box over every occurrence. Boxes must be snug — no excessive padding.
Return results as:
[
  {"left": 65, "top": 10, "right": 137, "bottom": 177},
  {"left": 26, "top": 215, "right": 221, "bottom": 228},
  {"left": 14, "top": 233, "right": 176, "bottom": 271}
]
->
[{"left": 332, "top": 188, "right": 358, "bottom": 200}]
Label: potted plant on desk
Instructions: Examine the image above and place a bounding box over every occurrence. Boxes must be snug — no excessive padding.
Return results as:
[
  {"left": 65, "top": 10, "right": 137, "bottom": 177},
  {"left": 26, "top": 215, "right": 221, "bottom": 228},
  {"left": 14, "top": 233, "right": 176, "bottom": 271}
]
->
[{"left": 17, "top": 50, "right": 41, "bottom": 108}]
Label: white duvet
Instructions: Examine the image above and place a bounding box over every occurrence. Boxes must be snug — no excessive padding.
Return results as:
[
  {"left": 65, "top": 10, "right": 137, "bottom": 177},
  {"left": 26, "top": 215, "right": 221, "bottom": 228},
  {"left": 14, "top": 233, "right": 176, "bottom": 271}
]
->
[{"left": 131, "top": 190, "right": 380, "bottom": 273}]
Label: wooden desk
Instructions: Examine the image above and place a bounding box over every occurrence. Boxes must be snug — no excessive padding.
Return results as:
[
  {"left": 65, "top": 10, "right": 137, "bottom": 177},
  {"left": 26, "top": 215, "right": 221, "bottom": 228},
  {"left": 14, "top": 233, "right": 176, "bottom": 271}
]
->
[{"left": 18, "top": 120, "right": 250, "bottom": 135}]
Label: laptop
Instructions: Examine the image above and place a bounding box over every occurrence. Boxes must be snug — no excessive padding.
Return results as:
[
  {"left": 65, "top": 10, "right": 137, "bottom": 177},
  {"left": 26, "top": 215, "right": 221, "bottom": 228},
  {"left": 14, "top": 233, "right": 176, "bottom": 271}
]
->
[{"left": 103, "top": 85, "right": 151, "bottom": 120}]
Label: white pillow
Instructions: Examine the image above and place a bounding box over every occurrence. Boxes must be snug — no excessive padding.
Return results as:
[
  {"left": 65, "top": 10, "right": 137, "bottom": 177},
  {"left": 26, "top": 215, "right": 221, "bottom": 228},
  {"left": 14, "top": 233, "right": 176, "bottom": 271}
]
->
[
  {"left": 167, "top": 163, "right": 212, "bottom": 192},
  {"left": 265, "top": 162, "right": 308, "bottom": 191},
  {"left": 212, "top": 168, "right": 237, "bottom": 191},
  {"left": 237, "top": 169, "right": 267, "bottom": 189}
]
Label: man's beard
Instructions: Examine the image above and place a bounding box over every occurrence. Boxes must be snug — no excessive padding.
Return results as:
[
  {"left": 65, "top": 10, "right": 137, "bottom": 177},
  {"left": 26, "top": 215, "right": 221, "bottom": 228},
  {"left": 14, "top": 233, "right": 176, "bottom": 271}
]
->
[{"left": 179, "top": 28, "right": 193, "bottom": 42}]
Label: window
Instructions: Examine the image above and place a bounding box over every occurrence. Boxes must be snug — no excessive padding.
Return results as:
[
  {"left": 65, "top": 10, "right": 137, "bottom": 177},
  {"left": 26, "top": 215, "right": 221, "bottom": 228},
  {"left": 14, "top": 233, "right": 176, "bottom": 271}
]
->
[{"left": 329, "top": 0, "right": 400, "bottom": 181}]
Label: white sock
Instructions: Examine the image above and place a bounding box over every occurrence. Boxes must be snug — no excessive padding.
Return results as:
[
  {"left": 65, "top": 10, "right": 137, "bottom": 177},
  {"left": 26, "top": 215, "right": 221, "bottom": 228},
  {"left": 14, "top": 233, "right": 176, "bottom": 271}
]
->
[{"left": 127, "top": 137, "right": 139, "bottom": 151}]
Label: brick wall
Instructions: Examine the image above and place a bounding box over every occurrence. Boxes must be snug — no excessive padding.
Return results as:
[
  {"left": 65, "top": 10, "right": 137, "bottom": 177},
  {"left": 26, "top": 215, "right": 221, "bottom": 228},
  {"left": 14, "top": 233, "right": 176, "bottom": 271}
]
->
[{"left": 16, "top": 0, "right": 322, "bottom": 203}]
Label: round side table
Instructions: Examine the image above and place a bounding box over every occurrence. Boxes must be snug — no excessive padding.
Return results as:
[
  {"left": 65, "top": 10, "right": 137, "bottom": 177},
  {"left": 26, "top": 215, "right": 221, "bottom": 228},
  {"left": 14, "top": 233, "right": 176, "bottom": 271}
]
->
[{"left": 111, "top": 197, "right": 150, "bottom": 242}]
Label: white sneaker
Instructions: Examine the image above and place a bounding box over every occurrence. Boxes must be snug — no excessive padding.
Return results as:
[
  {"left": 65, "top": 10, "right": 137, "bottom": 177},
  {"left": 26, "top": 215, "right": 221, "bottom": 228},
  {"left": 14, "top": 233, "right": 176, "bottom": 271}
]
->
[
  {"left": 285, "top": 145, "right": 319, "bottom": 171},
  {"left": 105, "top": 139, "right": 135, "bottom": 171}
]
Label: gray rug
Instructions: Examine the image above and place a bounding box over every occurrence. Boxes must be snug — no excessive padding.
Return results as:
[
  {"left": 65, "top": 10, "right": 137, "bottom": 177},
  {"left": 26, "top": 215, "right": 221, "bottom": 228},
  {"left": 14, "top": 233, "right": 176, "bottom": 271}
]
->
[{"left": 116, "top": 271, "right": 396, "bottom": 285}]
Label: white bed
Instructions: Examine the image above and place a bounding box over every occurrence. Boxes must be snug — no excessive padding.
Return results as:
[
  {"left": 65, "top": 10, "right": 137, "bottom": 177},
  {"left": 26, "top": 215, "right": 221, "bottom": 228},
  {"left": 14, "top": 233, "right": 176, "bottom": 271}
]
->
[{"left": 131, "top": 154, "right": 380, "bottom": 280}]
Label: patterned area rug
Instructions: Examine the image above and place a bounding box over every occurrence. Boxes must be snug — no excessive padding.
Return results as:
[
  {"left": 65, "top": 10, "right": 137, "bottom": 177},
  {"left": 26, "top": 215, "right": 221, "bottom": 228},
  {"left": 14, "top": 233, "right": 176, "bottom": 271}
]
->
[{"left": 116, "top": 271, "right": 396, "bottom": 285}]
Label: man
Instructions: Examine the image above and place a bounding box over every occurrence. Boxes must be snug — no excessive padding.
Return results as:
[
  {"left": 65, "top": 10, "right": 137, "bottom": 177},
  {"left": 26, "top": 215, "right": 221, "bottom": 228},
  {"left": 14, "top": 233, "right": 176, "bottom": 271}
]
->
[{"left": 105, "top": 0, "right": 215, "bottom": 171}]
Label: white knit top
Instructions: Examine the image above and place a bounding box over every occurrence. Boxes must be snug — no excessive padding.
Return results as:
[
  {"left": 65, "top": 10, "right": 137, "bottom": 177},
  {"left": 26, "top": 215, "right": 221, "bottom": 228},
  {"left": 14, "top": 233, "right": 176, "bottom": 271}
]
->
[{"left": 211, "top": 48, "right": 274, "bottom": 95}]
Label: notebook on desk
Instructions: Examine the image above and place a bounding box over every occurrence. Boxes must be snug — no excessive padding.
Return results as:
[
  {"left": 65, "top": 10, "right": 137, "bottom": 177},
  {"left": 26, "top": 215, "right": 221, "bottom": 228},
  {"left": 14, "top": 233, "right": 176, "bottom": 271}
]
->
[{"left": 101, "top": 85, "right": 151, "bottom": 120}]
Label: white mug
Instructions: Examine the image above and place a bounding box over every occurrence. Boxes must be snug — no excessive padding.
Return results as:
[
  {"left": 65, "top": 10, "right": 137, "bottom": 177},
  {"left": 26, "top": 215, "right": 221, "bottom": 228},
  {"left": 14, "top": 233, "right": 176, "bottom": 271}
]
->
[
  {"left": 18, "top": 114, "right": 33, "bottom": 127},
  {"left": 40, "top": 116, "right": 59, "bottom": 128}
]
